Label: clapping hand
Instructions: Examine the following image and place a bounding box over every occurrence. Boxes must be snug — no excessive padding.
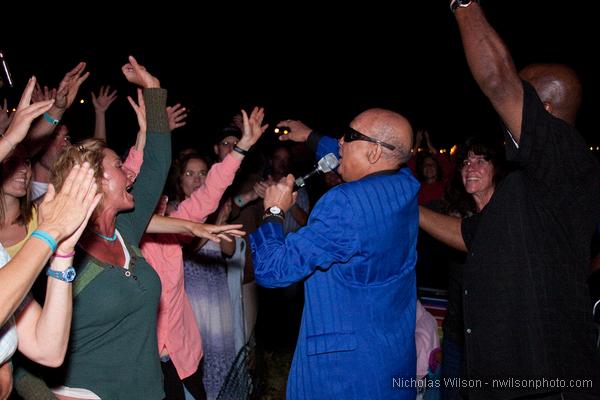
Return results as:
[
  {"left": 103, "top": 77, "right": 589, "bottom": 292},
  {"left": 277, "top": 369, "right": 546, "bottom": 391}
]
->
[
  {"left": 38, "top": 163, "right": 101, "bottom": 251},
  {"left": 1, "top": 77, "right": 55, "bottom": 148}
]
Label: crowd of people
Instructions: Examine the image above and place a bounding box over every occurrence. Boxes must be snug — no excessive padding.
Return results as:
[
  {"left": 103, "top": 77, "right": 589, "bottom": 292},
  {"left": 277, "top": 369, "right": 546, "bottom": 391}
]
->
[{"left": 1, "top": 2, "right": 600, "bottom": 400}]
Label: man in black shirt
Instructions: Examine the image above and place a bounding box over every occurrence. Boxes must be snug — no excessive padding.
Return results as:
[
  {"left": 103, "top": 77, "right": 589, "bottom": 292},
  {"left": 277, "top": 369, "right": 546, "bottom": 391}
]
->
[{"left": 421, "top": 1, "right": 600, "bottom": 399}]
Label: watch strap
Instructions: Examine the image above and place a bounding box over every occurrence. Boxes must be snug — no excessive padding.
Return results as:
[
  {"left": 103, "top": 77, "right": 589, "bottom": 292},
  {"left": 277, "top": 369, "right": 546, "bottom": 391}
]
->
[
  {"left": 46, "top": 266, "right": 76, "bottom": 282},
  {"left": 263, "top": 207, "right": 285, "bottom": 221}
]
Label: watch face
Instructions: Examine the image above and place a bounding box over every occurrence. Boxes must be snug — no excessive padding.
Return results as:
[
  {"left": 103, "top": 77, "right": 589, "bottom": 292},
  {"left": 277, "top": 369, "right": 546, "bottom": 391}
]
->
[
  {"left": 64, "top": 268, "right": 76, "bottom": 282},
  {"left": 269, "top": 206, "right": 282, "bottom": 215}
]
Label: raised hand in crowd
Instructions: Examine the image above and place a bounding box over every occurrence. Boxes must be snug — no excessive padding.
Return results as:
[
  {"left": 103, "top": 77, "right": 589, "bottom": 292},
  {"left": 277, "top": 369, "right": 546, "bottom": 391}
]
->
[
  {"left": 27, "top": 62, "right": 89, "bottom": 151},
  {"left": 121, "top": 55, "right": 160, "bottom": 88},
  {"left": 167, "top": 103, "right": 187, "bottom": 131},
  {"left": 92, "top": 85, "right": 118, "bottom": 141},
  {"left": 423, "top": 130, "right": 438, "bottom": 154},
  {"left": 238, "top": 107, "right": 268, "bottom": 151},
  {"left": 0, "top": 98, "right": 14, "bottom": 136},
  {"left": 91, "top": 85, "right": 117, "bottom": 114},
  {"left": 0, "top": 77, "right": 54, "bottom": 161},
  {"left": 31, "top": 82, "right": 57, "bottom": 103},
  {"left": 53, "top": 62, "right": 90, "bottom": 111},
  {"left": 275, "top": 118, "right": 312, "bottom": 143},
  {"left": 231, "top": 112, "right": 244, "bottom": 131}
]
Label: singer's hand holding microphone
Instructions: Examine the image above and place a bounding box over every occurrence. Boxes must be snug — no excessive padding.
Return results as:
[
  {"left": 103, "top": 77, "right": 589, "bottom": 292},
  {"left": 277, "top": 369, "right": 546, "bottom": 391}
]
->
[{"left": 263, "top": 175, "right": 297, "bottom": 214}]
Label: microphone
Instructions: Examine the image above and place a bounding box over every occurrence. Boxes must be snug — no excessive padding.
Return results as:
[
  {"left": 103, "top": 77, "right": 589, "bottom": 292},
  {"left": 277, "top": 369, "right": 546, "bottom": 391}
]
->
[{"left": 294, "top": 153, "right": 339, "bottom": 191}]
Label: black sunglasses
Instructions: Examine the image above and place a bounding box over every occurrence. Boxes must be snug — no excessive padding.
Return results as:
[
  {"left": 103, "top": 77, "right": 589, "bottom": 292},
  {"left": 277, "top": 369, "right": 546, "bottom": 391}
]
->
[{"left": 343, "top": 127, "right": 396, "bottom": 151}]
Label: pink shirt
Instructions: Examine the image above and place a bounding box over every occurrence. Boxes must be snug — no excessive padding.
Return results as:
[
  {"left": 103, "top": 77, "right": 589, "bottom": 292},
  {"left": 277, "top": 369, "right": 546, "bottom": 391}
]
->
[
  {"left": 141, "top": 154, "right": 241, "bottom": 379},
  {"left": 123, "top": 147, "right": 143, "bottom": 178},
  {"left": 415, "top": 300, "right": 440, "bottom": 379}
]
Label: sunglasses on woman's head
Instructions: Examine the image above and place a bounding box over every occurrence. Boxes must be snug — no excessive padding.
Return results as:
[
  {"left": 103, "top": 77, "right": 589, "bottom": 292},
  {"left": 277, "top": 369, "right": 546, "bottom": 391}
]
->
[{"left": 343, "top": 127, "right": 396, "bottom": 151}]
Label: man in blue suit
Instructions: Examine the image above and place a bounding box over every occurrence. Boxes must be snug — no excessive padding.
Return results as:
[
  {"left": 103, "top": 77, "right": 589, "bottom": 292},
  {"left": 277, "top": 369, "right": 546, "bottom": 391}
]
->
[{"left": 249, "top": 108, "right": 420, "bottom": 399}]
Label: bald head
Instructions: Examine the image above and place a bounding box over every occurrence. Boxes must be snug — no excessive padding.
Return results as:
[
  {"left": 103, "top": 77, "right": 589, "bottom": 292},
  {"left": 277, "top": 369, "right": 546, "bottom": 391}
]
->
[
  {"left": 351, "top": 108, "right": 413, "bottom": 166},
  {"left": 519, "top": 63, "right": 582, "bottom": 125}
]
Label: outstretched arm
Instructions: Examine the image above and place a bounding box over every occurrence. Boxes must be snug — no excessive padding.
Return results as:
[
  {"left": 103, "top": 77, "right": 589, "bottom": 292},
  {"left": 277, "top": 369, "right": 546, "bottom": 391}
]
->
[
  {"left": 454, "top": 2, "right": 523, "bottom": 142},
  {"left": 419, "top": 206, "right": 467, "bottom": 252},
  {"left": 146, "top": 214, "right": 244, "bottom": 243}
]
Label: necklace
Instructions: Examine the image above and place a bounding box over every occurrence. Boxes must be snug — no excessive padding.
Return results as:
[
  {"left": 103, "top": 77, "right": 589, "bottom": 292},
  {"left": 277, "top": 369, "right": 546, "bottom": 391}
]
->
[{"left": 92, "top": 230, "right": 118, "bottom": 241}]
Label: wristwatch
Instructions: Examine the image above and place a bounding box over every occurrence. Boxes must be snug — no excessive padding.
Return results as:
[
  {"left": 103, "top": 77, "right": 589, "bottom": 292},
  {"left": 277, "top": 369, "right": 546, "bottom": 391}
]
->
[
  {"left": 46, "top": 266, "right": 76, "bottom": 282},
  {"left": 450, "top": 0, "right": 477, "bottom": 13},
  {"left": 263, "top": 205, "right": 285, "bottom": 220}
]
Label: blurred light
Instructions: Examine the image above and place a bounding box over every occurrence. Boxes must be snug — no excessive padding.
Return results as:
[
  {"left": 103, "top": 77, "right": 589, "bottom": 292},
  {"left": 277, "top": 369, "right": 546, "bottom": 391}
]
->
[
  {"left": 590, "top": 147, "right": 594, "bottom": 151},
  {"left": 79, "top": 99, "right": 85, "bottom": 104},
  {"left": 12, "top": 108, "right": 16, "bottom": 112},
  {"left": 274, "top": 127, "right": 290, "bottom": 135},
  {"left": 596, "top": 146, "right": 599, "bottom": 151},
  {"left": 450, "top": 145, "right": 458, "bottom": 156},
  {"left": 440, "top": 149, "right": 446, "bottom": 154}
]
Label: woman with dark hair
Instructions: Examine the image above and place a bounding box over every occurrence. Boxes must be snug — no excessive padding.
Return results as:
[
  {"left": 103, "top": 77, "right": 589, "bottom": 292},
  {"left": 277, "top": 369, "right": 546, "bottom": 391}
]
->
[
  {"left": 143, "top": 109, "right": 265, "bottom": 400},
  {"left": 416, "top": 152, "right": 445, "bottom": 207},
  {"left": 420, "top": 137, "right": 505, "bottom": 400},
  {"left": 410, "top": 130, "right": 454, "bottom": 207},
  {"left": 443, "top": 137, "right": 506, "bottom": 216}
]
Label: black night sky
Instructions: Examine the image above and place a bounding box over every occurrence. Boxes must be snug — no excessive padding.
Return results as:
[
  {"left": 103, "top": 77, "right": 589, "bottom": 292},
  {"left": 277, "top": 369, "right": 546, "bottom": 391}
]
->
[{"left": 1, "top": 2, "right": 598, "bottom": 157}]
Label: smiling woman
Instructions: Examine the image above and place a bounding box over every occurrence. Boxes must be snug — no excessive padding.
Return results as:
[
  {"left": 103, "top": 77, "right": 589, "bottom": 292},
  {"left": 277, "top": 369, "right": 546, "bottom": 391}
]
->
[{"left": 0, "top": 146, "right": 34, "bottom": 256}]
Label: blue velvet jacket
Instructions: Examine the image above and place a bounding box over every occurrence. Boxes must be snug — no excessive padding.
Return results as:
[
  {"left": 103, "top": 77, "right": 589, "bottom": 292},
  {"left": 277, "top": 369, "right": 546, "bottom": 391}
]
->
[{"left": 251, "top": 135, "right": 420, "bottom": 399}]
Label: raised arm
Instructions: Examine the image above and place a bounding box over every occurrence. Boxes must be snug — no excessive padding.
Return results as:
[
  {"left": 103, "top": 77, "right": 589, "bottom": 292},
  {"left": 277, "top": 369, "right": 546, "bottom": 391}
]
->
[
  {"left": 173, "top": 107, "right": 267, "bottom": 222},
  {"left": 0, "top": 77, "right": 54, "bottom": 162},
  {"left": 419, "top": 205, "right": 466, "bottom": 252},
  {"left": 117, "top": 56, "right": 171, "bottom": 244},
  {"left": 276, "top": 118, "right": 340, "bottom": 161},
  {"left": 26, "top": 62, "right": 89, "bottom": 152},
  {"left": 92, "top": 85, "right": 118, "bottom": 141},
  {"left": 453, "top": 2, "right": 523, "bottom": 142}
]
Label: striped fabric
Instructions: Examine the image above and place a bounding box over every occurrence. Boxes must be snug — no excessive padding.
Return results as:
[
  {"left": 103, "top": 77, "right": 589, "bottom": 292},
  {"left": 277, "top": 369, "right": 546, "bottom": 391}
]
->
[{"left": 251, "top": 136, "right": 420, "bottom": 399}]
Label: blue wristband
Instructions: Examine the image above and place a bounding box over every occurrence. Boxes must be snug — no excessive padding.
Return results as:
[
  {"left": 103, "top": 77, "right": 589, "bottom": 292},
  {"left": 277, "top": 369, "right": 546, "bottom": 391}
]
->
[
  {"left": 31, "top": 230, "right": 58, "bottom": 253},
  {"left": 43, "top": 112, "right": 60, "bottom": 126}
]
